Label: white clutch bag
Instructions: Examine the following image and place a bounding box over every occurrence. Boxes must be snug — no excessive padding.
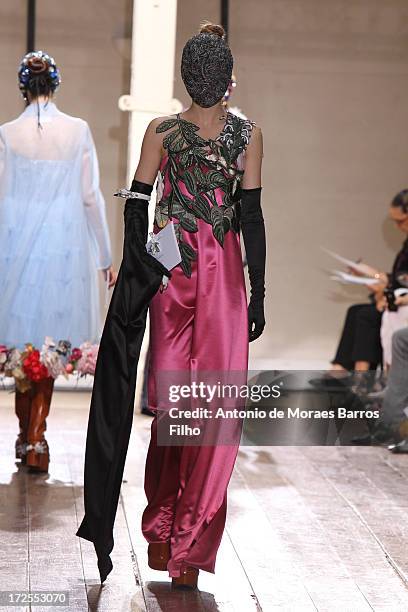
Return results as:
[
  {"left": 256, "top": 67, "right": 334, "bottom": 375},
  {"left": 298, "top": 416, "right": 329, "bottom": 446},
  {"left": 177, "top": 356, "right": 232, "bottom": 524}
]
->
[{"left": 146, "top": 221, "right": 182, "bottom": 272}]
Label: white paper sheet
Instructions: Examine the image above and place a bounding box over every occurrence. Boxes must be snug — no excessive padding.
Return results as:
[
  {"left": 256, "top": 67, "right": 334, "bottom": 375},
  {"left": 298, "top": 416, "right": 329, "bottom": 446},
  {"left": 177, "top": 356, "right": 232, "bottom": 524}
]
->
[
  {"left": 146, "top": 221, "right": 182, "bottom": 271},
  {"left": 330, "top": 270, "right": 381, "bottom": 285},
  {"left": 321, "top": 247, "right": 376, "bottom": 276}
]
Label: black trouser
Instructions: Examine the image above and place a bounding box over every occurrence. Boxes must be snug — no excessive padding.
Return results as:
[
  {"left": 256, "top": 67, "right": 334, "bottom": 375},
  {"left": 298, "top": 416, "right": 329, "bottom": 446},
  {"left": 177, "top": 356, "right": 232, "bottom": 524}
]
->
[{"left": 332, "top": 303, "right": 383, "bottom": 371}]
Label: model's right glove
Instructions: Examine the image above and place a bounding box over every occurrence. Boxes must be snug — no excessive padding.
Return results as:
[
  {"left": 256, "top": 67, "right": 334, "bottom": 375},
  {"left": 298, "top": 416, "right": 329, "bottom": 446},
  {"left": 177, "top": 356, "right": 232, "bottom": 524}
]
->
[
  {"left": 240, "top": 187, "right": 266, "bottom": 342},
  {"left": 122, "top": 179, "right": 172, "bottom": 282}
]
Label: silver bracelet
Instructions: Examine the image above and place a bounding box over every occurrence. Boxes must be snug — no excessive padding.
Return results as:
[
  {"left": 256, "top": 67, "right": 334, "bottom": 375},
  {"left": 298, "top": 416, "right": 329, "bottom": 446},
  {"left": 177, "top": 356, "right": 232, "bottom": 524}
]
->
[{"left": 114, "top": 188, "right": 151, "bottom": 201}]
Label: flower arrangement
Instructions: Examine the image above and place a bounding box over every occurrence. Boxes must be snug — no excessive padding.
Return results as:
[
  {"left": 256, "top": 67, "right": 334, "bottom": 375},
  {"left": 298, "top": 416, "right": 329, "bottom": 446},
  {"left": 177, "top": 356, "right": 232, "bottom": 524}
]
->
[{"left": 0, "top": 337, "right": 99, "bottom": 392}]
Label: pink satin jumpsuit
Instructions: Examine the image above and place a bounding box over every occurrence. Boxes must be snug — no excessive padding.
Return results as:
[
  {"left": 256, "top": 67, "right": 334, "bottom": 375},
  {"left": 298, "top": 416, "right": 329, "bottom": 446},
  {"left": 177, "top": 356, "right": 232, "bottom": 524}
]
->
[{"left": 142, "top": 111, "right": 254, "bottom": 577}]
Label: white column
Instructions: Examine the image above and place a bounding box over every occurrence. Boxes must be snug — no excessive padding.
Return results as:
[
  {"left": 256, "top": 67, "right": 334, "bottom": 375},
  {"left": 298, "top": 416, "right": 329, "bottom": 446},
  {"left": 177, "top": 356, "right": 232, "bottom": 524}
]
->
[
  {"left": 120, "top": 0, "right": 181, "bottom": 184},
  {"left": 118, "top": 0, "right": 182, "bottom": 408}
]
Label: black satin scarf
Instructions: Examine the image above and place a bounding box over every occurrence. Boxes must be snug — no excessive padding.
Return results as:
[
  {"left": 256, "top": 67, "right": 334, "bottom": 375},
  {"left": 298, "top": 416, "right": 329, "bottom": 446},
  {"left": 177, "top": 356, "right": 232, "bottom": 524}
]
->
[{"left": 75, "top": 184, "right": 171, "bottom": 583}]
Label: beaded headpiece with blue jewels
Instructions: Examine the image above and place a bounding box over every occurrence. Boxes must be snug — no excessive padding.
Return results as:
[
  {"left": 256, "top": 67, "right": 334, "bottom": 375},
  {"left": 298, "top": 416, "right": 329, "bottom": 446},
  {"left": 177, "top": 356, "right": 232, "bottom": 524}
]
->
[{"left": 18, "top": 51, "right": 61, "bottom": 100}]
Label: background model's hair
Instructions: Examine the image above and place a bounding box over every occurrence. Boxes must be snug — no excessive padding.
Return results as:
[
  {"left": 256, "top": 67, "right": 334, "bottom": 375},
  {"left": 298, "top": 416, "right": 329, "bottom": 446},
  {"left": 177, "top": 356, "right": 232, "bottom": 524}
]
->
[{"left": 199, "top": 21, "right": 225, "bottom": 39}]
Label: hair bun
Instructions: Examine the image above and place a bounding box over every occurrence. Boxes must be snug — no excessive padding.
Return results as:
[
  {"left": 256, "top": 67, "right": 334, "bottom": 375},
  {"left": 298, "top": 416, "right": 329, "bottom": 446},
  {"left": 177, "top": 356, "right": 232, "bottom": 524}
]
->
[
  {"left": 199, "top": 21, "right": 225, "bottom": 38},
  {"left": 27, "top": 56, "right": 48, "bottom": 74}
]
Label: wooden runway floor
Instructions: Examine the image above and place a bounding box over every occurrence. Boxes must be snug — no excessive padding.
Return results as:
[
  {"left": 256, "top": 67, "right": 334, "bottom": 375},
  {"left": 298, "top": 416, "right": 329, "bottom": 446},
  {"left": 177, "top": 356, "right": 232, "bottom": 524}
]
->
[{"left": 1, "top": 389, "right": 408, "bottom": 611}]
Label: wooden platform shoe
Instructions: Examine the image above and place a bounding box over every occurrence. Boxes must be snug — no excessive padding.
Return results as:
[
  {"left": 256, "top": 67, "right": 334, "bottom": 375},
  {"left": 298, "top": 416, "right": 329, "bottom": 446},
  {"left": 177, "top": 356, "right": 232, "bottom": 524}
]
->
[
  {"left": 26, "top": 377, "right": 54, "bottom": 473},
  {"left": 148, "top": 542, "right": 170, "bottom": 571},
  {"left": 171, "top": 566, "right": 199, "bottom": 590}
]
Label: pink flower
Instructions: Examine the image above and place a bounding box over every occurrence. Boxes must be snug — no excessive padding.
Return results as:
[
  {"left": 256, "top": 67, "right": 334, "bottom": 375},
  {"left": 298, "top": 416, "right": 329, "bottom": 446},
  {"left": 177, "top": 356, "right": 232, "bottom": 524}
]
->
[{"left": 76, "top": 342, "right": 99, "bottom": 376}]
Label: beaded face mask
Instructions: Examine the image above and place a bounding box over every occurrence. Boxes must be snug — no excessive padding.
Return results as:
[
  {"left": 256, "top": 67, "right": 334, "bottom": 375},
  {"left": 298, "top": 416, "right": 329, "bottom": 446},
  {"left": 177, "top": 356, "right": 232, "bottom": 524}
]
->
[{"left": 181, "top": 33, "right": 233, "bottom": 108}]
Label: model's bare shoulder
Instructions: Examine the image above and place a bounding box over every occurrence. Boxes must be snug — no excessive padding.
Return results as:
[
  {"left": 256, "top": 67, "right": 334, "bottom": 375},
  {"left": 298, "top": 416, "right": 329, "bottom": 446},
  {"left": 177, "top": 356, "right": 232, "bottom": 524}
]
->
[
  {"left": 246, "top": 124, "right": 263, "bottom": 157},
  {"left": 249, "top": 124, "right": 262, "bottom": 141}
]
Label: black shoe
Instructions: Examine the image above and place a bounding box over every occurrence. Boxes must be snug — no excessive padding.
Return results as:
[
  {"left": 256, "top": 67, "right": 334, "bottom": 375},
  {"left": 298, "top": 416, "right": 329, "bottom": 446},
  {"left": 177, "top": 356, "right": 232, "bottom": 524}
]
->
[
  {"left": 309, "top": 374, "right": 352, "bottom": 391},
  {"left": 351, "top": 422, "right": 397, "bottom": 446},
  {"left": 349, "top": 371, "right": 378, "bottom": 397},
  {"left": 388, "top": 438, "right": 408, "bottom": 453}
]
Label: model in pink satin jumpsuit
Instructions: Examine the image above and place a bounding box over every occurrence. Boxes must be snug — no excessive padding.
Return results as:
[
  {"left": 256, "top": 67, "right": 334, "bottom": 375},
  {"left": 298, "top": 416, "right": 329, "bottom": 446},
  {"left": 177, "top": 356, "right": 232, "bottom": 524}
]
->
[{"left": 142, "top": 110, "right": 255, "bottom": 578}]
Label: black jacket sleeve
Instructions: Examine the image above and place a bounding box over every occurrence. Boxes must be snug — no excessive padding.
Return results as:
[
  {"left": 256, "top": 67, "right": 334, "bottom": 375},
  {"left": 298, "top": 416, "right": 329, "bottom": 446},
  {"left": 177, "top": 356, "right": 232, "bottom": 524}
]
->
[{"left": 75, "top": 180, "right": 170, "bottom": 583}]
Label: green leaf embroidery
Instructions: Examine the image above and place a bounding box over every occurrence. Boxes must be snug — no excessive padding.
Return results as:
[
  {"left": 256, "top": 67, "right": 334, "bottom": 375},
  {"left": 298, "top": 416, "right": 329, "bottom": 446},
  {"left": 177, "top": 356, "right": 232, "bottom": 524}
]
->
[
  {"left": 206, "top": 170, "right": 227, "bottom": 187},
  {"left": 154, "top": 112, "right": 250, "bottom": 277},
  {"left": 194, "top": 195, "right": 212, "bottom": 223},
  {"left": 156, "top": 118, "right": 178, "bottom": 133},
  {"left": 180, "top": 150, "right": 193, "bottom": 167},
  {"left": 223, "top": 217, "right": 231, "bottom": 233},
  {"left": 178, "top": 239, "right": 197, "bottom": 278},
  {"left": 181, "top": 240, "right": 196, "bottom": 259},
  {"left": 170, "top": 138, "right": 187, "bottom": 153},
  {"left": 171, "top": 201, "right": 185, "bottom": 216},
  {"left": 178, "top": 212, "right": 198, "bottom": 232},
  {"left": 182, "top": 170, "right": 197, "bottom": 197},
  {"left": 210, "top": 206, "right": 225, "bottom": 247},
  {"left": 193, "top": 165, "right": 206, "bottom": 185},
  {"left": 172, "top": 181, "right": 195, "bottom": 212},
  {"left": 222, "top": 205, "right": 234, "bottom": 221},
  {"left": 205, "top": 190, "right": 219, "bottom": 208},
  {"left": 163, "top": 129, "right": 180, "bottom": 148}
]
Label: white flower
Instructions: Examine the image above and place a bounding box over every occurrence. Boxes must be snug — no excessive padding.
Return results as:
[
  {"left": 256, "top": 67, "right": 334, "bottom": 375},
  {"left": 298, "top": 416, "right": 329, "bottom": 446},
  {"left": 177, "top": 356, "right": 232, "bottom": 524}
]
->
[
  {"left": 156, "top": 171, "right": 164, "bottom": 204},
  {"left": 40, "top": 348, "right": 64, "bottom": 379},
  {"left": 42, "top": 336, "right": 56, "bottom": 351},
  {"left": 205, "top": 152, "right": 229, "bottom": 172},
  {"left": 6, "top": 348, "right": 21, "bottom": 371}
]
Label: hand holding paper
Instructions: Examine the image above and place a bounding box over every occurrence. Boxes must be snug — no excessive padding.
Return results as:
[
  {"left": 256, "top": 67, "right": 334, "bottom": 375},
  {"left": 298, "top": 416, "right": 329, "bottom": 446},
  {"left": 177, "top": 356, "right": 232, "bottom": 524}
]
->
[
  {"left": 321, "top": 247, "right": 380, "bottom": 278},
  {"left": 322, "top": 247, "right": 388, "bottom": 288}
]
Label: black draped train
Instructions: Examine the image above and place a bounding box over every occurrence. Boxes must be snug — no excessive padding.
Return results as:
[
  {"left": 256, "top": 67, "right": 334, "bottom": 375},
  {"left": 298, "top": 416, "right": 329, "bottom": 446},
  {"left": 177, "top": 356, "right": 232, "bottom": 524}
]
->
[{"left": 75, "top": 184, "right": 171, "bottom": 583}]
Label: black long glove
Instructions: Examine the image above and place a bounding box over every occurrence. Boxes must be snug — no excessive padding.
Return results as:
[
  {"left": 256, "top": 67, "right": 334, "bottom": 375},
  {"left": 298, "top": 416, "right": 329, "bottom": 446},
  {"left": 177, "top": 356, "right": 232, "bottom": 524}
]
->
[
  {"left": 240, "top": 187, "right": 266, "bottom": 342},
  {"left": 124, "top": 179, "right": 172, "bottom": 280}
]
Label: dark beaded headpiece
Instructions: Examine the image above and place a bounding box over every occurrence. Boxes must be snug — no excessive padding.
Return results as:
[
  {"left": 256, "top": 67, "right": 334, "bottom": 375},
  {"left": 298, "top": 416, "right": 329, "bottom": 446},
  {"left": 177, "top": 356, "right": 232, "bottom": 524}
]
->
[{"left": 181, "top": 29, "right": 233, "bottom": 108}]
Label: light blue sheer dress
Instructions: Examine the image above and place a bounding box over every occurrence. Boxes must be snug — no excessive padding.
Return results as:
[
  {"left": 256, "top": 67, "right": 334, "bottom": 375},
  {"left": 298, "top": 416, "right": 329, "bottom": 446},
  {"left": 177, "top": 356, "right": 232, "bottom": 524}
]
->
[{"left": 0, "top": 101, "right": 112, "bottom": 349}]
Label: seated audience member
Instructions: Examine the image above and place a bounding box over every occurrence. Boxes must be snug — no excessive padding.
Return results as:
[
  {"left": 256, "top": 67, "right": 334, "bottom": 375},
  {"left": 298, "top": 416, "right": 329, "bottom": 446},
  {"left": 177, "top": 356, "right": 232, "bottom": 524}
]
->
[{"left": 329, "top": 190, "right": 408, "bottom": 378}]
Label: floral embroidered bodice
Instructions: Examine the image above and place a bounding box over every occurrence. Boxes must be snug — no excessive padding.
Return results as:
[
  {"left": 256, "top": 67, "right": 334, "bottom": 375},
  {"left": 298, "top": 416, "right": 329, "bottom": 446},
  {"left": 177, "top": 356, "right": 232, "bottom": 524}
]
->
[{"left": 154, "top": 111, "right": 255, "bottom": 277}]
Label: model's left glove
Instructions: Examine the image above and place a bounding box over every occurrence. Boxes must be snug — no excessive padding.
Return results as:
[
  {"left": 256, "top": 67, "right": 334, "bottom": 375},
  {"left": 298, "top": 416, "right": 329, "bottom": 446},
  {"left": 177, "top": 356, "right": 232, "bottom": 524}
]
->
[{"left": 240, "top": 187, "right": 266, "bottom": 342}]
